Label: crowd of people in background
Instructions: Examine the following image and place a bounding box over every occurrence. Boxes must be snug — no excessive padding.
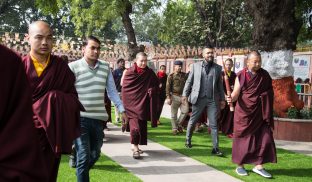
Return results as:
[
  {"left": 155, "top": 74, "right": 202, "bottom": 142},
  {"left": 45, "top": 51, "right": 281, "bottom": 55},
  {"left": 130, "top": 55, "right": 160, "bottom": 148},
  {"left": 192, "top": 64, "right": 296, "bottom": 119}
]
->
[{"left": 1, "top": 20, "right": 278, "bottom": 182}]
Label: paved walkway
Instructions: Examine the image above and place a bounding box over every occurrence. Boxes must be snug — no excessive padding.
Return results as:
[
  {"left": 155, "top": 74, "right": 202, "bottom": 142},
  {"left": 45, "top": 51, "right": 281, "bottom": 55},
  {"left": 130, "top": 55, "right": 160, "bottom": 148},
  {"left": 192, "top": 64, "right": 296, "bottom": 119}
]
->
[
  {"left": 101, "top": 124, "right": 240, "bottom": 182},
  {"left": 101, "top": 103, "right": 312, "bottom": 182}
]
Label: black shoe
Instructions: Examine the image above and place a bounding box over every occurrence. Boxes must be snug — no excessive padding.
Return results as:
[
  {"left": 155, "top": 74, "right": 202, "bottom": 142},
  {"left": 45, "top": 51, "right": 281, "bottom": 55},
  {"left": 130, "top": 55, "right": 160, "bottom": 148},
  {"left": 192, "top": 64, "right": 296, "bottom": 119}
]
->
[
  {"left": 185, "top": 141, "right": 192, "bottom": 148},
  {"left": 211, "top": 148, "right": 223, "bottom": 156},
  {"left": 69, "top": 155, "right": 76, "bottom": 168}
]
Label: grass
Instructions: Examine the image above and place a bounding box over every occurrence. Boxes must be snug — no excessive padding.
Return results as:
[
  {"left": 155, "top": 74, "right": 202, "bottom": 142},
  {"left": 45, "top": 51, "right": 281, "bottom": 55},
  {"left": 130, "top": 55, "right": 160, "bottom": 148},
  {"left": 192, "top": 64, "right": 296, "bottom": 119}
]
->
[
  {"left": 148, "top": 117, "right": 312, "bottom": 182},
  {"left": 57, "top": 155, "right": 142, "bottom": 182},
  {"left": 57, "top": 107, "right": 141, "bottom": 182},
  {"left": 58, "top": 107, "right": 312, "bottom": 181}
]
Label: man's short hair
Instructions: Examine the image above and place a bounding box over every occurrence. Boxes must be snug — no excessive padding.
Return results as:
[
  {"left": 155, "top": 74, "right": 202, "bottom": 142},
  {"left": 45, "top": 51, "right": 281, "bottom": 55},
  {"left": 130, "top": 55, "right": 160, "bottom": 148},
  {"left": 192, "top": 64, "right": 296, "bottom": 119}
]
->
[
  {"left": 160, "top": 65, "right": 166, "bottom": 69},
  {"left": 82, "top": 36, "right": 101, "bottom": 47},
  {"left": 203, "top": 45, "right": 214, "bottom": 50},
  {"left": 225, "top": 58, "right": 233, "bottom": 64},
  {"left": 136, "top": 52, "right": 147, "bottom": 59},
  {"left": 247, "top": 50, "right": 261, "bottom": 60},
  {"left": 117, "top": 58, "right": 125, "bottom": 64}
]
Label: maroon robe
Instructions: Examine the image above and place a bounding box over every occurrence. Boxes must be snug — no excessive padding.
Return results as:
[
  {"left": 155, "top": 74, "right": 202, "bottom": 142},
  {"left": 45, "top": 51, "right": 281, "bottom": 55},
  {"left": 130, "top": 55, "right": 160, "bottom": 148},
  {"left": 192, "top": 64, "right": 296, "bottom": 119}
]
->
[
  {"left": 22, "top": 54, "right": 84, "bottom": 181},
  {"left": 156, "top": 71, "right": 167, "bottom": 120},
  {"left": 232, "top": 68, "right": 277, "bottom": 165},
  {"left": 219, "top": 71, "right": 236, "bottom": 135},
  {"left": 122, "top": 64, "right": 159, "bottom": 145},
  {"left": 0, "top": 45, "right": 48, "bottom": 181}
]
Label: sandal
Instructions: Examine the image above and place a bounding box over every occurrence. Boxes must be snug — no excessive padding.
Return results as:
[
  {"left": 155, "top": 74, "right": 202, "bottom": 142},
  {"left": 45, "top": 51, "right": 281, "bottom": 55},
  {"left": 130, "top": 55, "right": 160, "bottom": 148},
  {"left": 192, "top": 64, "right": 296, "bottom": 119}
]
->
[
  {"left": 133, "top": 151, "right": 141, "bottom": 159},
  {"left": 131, "top": 148, "right": 143, "bottom": 154}
]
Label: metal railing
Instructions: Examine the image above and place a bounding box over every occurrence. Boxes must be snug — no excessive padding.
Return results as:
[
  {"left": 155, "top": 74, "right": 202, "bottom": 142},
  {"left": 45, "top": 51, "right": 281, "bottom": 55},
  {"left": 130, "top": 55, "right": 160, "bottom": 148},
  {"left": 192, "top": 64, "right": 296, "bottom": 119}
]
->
[{"left": 298, "top": 93, "right": 312, "bottom": 108}]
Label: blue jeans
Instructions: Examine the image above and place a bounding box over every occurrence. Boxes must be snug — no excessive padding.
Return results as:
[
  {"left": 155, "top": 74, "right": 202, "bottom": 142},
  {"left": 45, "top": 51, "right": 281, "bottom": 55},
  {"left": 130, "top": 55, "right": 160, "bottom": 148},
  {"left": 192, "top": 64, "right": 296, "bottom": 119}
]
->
[{"left": 75, "top": 117, "right": 104, "bottom": 182}]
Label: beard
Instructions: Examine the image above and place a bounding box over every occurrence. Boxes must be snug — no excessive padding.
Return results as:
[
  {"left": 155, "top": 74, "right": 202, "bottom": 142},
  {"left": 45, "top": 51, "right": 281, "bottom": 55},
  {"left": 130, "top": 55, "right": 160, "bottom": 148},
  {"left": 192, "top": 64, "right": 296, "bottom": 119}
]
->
[{"left": 208, "top": 56, "right": 214, "bottom": 62}]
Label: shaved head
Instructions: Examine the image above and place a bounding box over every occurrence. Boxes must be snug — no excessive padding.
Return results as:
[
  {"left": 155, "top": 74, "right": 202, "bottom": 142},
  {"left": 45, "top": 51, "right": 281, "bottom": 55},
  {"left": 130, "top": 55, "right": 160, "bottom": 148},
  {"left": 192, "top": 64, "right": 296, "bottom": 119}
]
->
[
  {"left": 27, "top": 20, "right": 53, "bottom": 60},
  {"left": 247, "top": 51, "right": 261, "bottom": 60},
  {"left": 28, "top": 20, "right": 53, "bottom": 35},
  {"left": 247, "top": 51, "right": 262, "bottom": 73}
]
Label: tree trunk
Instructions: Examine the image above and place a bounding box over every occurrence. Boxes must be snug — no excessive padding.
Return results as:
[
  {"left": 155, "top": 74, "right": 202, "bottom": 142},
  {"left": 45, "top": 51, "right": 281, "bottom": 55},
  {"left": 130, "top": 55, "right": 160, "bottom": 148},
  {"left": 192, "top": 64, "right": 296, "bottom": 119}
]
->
[
  {"left": 121, "top": 0, "right": 142, "bottom": 61},
  {"left": 246, "top": 0, "right": 304, "bottom": 117}
]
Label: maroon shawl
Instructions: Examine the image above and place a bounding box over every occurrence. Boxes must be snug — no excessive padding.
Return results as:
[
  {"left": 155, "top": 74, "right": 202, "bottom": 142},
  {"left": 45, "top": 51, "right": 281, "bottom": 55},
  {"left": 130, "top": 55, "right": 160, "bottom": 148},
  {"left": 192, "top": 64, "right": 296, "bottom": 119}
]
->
[
  {"left": 22, "top": 54, "right": 84, "bottom": 157},
  {"left": 234, "top": 68, "right": 274, "bottom": 137},
  {"left": 0, "top": 45, "right": 48, "bottom": 181},
  {"left": 122, "top": 64, "right": 159, "bottom": 127}
]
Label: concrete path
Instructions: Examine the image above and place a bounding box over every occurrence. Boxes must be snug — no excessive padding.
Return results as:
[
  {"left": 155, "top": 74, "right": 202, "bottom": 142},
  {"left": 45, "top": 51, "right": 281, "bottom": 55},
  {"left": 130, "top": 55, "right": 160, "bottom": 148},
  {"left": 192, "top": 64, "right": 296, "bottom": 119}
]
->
[
  {"left": 275, "top": 140, "right": 312, "bottom": 156},
  {"left": 101, "top": 124, "right": 241, "bottom": 182}
]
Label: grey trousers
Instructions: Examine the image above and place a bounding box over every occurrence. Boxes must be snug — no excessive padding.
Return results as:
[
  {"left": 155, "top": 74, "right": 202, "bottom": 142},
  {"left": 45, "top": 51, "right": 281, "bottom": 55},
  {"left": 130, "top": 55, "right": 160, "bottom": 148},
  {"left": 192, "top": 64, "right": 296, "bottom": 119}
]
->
[{"left": 186, "top": 97, "right": 219, "bottom": 149}]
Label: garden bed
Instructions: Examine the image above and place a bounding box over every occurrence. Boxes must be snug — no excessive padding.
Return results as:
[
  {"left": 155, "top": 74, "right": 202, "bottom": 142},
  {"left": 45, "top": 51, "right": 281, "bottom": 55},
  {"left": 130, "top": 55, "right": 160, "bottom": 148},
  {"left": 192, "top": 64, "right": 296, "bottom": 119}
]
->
[{"left": 273, "top": 117, "right": 312, "bottom": 142}]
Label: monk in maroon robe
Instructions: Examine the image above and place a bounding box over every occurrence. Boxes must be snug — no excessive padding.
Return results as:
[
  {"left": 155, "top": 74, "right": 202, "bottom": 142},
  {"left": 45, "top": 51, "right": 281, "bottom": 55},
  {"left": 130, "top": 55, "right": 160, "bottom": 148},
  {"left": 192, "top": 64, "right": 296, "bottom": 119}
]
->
[
  {"left": 0, "top": 45, "right": 48, "bottom": 182},
  {"left": 22, "top": 21, "right": 83, "bottom": 182},
  {"left": 228, "top": 51, "right": 276, "bottom": 178},
  {"left": 121, "top": 52, "right": 159, "bottom": 159},
  {"left": 156, "top": 65, "right": 168, "bottom": 124},
  {"left": 218, "top": 59, "right": 236, "bottom": 137}
]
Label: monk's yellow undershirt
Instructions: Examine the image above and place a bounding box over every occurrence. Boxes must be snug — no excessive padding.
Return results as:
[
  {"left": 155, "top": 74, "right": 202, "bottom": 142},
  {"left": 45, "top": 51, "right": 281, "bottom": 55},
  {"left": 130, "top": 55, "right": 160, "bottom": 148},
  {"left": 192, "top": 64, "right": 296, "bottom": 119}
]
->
[
  {"left": 31, "top": 54, "right": 50, "bottom": 77},
  {"left": 227, "top": 71, "right": 231, "bottom": 77}
]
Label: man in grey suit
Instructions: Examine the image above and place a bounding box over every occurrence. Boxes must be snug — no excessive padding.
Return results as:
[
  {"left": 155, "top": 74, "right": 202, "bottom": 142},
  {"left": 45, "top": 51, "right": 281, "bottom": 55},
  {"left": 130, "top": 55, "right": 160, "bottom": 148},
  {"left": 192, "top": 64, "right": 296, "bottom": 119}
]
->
[{"left": 182, "top": 46, "right": 225, "bottom": 156}]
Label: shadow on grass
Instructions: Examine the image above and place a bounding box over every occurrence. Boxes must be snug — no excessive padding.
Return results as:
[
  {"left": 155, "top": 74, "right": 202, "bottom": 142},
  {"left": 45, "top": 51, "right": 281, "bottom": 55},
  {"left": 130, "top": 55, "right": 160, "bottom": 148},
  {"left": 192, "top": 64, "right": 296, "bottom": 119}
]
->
[{"left": 270, "top": 168, "right": 312, "bottom": 178}]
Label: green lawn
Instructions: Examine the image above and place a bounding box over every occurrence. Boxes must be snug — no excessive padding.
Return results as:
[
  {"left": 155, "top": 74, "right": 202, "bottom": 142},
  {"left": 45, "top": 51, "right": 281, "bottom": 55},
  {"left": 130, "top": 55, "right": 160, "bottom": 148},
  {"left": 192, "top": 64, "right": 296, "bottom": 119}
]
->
[
  {"left": 57, "top": 155, "right": 141, "bottom": 182},
  {"left": 148, "top": 117, "right": 312, "bottom": 182},
  {"left": 58, "top": 107, "right": 312, "bottom": 181},
  {"left": 58, "top": 107, "right": 141, "bottom": 182}
]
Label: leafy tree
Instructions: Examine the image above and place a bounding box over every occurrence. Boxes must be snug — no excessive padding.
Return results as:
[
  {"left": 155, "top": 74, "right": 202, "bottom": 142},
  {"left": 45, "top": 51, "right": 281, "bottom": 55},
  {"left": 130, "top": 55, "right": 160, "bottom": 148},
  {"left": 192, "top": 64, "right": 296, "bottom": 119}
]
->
[
  {"left": 296, "top": 0, "right": 312, "bottom": 45},
  {"left": 35, "top": 0, "right": 161, "bottom": 60}
]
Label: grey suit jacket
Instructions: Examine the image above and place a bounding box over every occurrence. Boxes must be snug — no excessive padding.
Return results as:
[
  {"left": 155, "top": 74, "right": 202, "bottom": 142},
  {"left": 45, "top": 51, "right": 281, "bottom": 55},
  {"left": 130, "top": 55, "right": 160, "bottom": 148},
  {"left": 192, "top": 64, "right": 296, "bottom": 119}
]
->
[{"left": 182, "top": 61, "right": 225, "bottom": 105}]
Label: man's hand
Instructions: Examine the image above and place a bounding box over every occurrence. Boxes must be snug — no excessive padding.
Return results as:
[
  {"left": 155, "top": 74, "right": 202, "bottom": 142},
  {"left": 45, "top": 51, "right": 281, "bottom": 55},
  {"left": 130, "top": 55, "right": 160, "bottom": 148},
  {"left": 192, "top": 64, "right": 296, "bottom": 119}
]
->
[
  {"left": 220, "top": 101, "right": 226, "bottom": 109},
  {"left": 181, "top": 96, "right": 188, "bottom": 104},
  {"left": 121, "top": 112, "right": 128, "bottom": 124},
  {"left": 121, "top": 112, "right": 128, "bottom": 132},
  {"left": 226, "top": 96, "right": 232, "bottom": 104},
  {"left": 166, "top": 96, "right": 172, "bottom": 105}
]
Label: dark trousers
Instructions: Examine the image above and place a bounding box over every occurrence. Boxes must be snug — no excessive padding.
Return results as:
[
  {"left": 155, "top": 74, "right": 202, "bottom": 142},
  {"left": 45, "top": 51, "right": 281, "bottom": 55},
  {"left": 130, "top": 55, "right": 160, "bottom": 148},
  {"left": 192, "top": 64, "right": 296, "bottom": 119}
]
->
[{"left": 75, "top": 117, "right": 104, "bottom": 182}]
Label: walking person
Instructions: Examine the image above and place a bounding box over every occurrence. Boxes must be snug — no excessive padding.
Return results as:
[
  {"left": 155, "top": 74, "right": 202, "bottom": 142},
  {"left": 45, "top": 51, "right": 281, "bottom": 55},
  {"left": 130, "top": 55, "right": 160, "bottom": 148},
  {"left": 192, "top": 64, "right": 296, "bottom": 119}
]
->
[
  {"left": 182, "top": 47, "right": 225, "bottom": 156},
  {"left": 218, "top": 58, "right": 236, "bottom": 138},
  {"left": 227, "top": 51, "right": 277, "bottom": 178},
  {"left": 156, "top": 64, "right": 168, "bottom": 125},
  {"left": 112, "top": 58, "right": 126, "bottom": 123},
  {"left": 0, "top": 44, "right": 48, "bottom": 182},
  {"left": 166, "top": 61, "right": 189, "bottom": 135},
  {"left": 121, "top": 52, "right": 159, "bottom": 159},
  {"left": 69, "top": 36, "right": 128, "bottom": 182},
  {"left": 22, "top": 21, "right": 83, "bottom": 182}
]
